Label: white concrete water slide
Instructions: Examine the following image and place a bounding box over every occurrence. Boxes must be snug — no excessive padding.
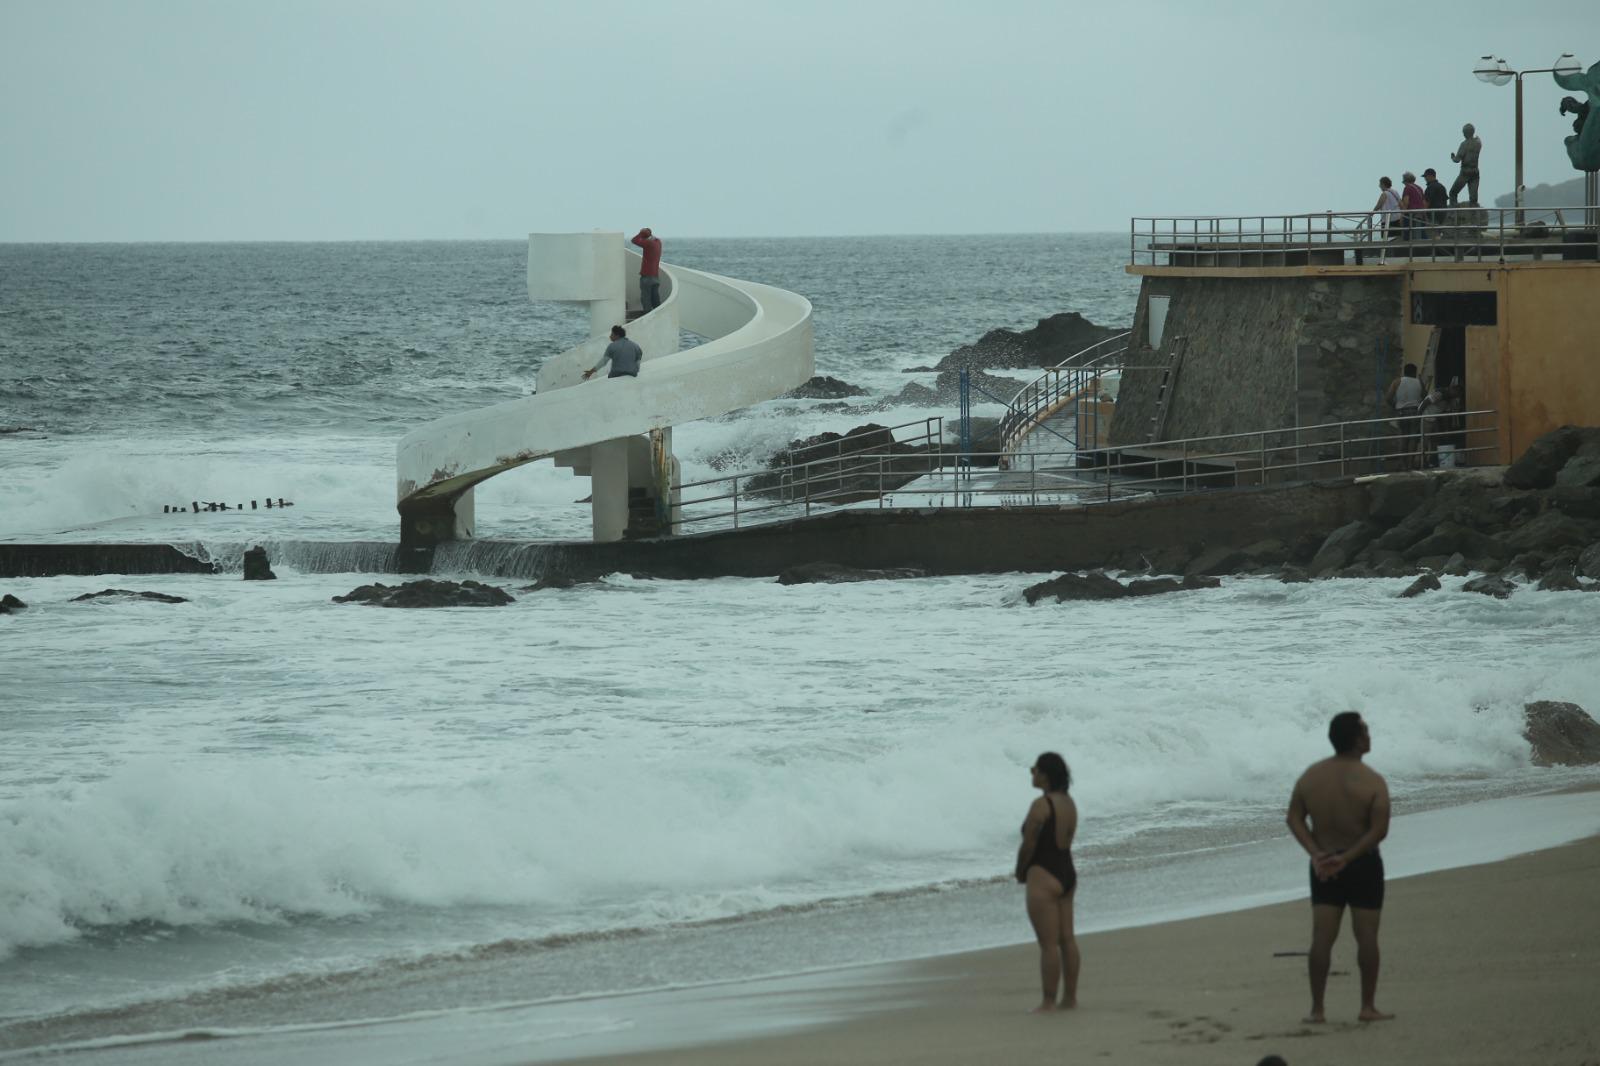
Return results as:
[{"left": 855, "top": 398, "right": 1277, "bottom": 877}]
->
[{"left": 396, "top": 232, "right": 814, "bottom": 546}]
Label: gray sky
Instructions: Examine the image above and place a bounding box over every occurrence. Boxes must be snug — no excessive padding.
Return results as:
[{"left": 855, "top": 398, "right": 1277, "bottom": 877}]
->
[{"left": 1, "top": 0, "right": 1591, "bottom": 240}]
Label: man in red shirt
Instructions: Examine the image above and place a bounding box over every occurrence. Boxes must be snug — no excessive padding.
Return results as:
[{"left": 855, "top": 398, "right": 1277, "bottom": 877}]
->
[{"left": 632, "top": 228, "right": 663, "bottom": 312}]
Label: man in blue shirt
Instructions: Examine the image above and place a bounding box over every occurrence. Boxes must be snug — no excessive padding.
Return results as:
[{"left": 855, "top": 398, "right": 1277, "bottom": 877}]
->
[{"left": 582, "top": 325, "right": 643, "bottom": 380}]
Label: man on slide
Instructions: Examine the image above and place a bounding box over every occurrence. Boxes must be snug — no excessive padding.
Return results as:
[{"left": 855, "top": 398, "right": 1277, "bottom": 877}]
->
[{"left": 1286, "top": 711, "right": 1394, "bottom": 1024}]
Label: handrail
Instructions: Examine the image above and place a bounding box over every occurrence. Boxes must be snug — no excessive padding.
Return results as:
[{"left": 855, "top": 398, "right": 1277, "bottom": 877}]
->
[
  {"left": 997, "top": 331, "right": 1131, "bottom": 455},
  {"left": 1130, "top": 205, "right": 1600, "bottom": 267},
  {"left": 668, "top": 407, "right": 1497, "bottom": 532}
]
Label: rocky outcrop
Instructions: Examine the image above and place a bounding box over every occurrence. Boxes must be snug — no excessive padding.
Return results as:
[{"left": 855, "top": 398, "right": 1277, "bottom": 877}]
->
[
  {"left": 1461, "top": 574, "right": 1515, "bottom": 599},
  {"left": 0, "top": 593, "right": 27, "bottom": 614},
  {"left": 1503, "top": 426, "right": 1597, "bottom": 490},
  {"left": 746, "top": 424, "right": 939, "bottom": 501},
  {"left": 1024, "top": 570, "right": 1219, "bottom": 604},
  {"left": 777, "top": 563, "right": 926, "bottom": 585},
  {"left": 242, "top": 545, "right": 276, "bottom": 581},
  {"left": 1522, "top": 701, "right": 1600, "bottom": 766},
  {"left": 333, "top": 579, "right": 514, "bottom": 608},
  {"left": 891, "top": 368, "right": 1028, "bottom": 406},
  {"left": 1399, "top": 573, "right": 1441, "bottom": 598},
  {"left": 937, "top": 312, "right": 1123, "bottom": 373},
  {"left": 1309, "top": 520, "right": 1380, "bottom": 576},
  {"left": 71, "top": 589, "right": 189, "bottom": 604},
  {"left": 785, "top": 375, "right": 867, "bottom": 400}
]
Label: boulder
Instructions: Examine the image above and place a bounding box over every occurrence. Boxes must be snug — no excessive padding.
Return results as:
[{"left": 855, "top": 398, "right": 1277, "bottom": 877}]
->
[
  {"left": 1536, "top": 567, "right": 1583, "bottom": 592},
  {"left": 1499, "top": 552, "right": 1547, "bottom": 579},
  {"left": 785, "top": 375, "right": 867, "bottom": 400},
  {"left": 1403, "top": 521, "right": 1506, "bottom": 563},
  {"left": 1309, "top": 520, "right": 1381, "bottom": 576},
  {"left": 937, "top": 312, "right": 1123, "bottom": 372},
  {"left": 1500, "top": 510, "right": 1593, "bottom": 555},
  {"left": 1555, "top": 452, "right": 1600, "bottom": 489},
  {"left": 1522, "top": 701, "right": 1600, "bottom": 766},
  {"left": 1023, "top": 571, "right": 1128, "bottom": 604},
  {"left": 1578, "top": 543, "right": 1600, "bottom": 580},
  {"left": 1279, "top": 566, "right": 1311, "bottom": 583},
  {"left": 71, "top": 589, "right": 189, "bottom": 604},
  {"left": 1180, "top": 575, "right": 1223, "bottom": 590},
  {"left": 1146, "top": 544, "right": 1193, "bottom": 575},
  {"left": 332, "top": 579, "right": 514, "bottom": 608},
  {"left": 242, "top": 545, "right": 276, "bottom": 581},
  {"left": 777, "top": 563, "right": 926, "bottom": 585},
  {"left": 1123, "top": 577, "right": 1184, "bottom": 596},
  {"left": 746, "top": 423, "right": 933, "bottom": 501},
  {"left": 1461, "top": 574, "right": 1515, "bottom": 599},
  {"left": 1185, "top": 545, "right": 1249, "bottom": 578},
  {"left": 893, "top": 368, "right": 1028, "bottom": 405},
  {"left": 1399, "top": 573, "right": 1442, "bottom": 598},
  {"left": 1374, "top": 557, "right": 1422, "bottom": 578},
  {"left": 1546, "top": 486, "right": 1600, "bottom": 521},
  {"left": 1238, "top": 538, "right": 1289, "bottom": 567},
  {"left": 0, "top": 593, "right": 27, "bottom": 614},
  {"left": 1441, "top": 552, "right": 1471, "bottom": 576},
  {"left": 1502, "top": 425, "right": 1591, "bottom": 490}
]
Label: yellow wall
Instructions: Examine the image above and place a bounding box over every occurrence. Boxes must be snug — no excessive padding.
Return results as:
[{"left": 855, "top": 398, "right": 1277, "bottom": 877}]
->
[{"left": 1403, "top": 262, "right": 1600, "bottom": 463}]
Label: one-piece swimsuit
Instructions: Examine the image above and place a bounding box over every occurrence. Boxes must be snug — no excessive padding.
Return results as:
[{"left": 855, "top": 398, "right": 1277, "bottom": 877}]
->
[{"left": 1025, "top": 794, "right": 1077, "bottom": 894}]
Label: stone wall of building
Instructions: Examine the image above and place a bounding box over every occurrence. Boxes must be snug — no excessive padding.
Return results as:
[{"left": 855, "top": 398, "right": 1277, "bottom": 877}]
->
[{"left": 1112, "top": 274, "right": 1403, "bottom": 449}]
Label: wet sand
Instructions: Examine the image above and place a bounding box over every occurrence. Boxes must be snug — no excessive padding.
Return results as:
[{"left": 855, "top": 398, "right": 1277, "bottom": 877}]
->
[{"left": 581, "top": 834, "right": 1600, "bottom": 1066}]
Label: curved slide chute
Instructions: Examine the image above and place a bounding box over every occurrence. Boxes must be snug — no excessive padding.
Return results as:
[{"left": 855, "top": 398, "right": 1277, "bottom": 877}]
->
[{"left": 397, "top": 232, "right": 813, "bottom": 546}]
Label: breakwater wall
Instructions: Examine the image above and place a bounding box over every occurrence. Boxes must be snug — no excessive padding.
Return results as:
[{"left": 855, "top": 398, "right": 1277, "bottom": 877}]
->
[{"left": 2, "top": 478, "right": 1373, "bottom": 581}]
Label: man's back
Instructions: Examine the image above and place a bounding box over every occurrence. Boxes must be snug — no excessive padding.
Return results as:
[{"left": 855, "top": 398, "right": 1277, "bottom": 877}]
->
[
  {"left": 1294, "top": 757, "right": 1385, "bottom": 851},
  {"left": 1458, "top": 136, "right": 1482, "bottom": 168}
]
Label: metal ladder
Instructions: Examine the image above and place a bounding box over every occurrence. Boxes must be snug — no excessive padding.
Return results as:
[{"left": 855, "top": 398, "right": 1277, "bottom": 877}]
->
[{"left": 1147, "top": 337, "right": 1186, "bottom": 442}]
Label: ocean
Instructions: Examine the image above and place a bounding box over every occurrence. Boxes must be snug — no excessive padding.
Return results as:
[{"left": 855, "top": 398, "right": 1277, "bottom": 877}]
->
[{"left": 2, "top": 236, "right": 1598, "bottom": 1061}]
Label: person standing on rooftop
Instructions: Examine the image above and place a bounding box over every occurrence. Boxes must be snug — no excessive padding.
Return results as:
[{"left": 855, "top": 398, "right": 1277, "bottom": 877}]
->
[
  {"left": 1398, "top": 172, "right": 1426, "bottom": 241},
  {"left": 632, "top": 228, "right": 663, "bottom": 313}
]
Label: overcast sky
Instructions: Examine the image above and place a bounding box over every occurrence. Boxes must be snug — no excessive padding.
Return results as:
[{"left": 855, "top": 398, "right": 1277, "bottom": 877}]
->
[{"left": 1, "top": 0, "right": 1591, "bottom": 241}]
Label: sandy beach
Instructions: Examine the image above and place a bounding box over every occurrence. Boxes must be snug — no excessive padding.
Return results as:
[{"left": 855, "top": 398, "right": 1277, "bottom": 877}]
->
[{"left": 583, "top": 834, "right": 1600, "bottom": 1066}]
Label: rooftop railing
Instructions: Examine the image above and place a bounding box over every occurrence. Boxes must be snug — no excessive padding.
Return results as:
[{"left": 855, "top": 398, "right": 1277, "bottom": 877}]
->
[{"left": 1130, "top": 206, "right": 1599, "bottom": 267}]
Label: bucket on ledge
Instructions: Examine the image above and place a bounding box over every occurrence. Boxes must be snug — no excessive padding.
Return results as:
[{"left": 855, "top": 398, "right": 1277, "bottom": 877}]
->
[{"left": 1437, "top": 443, "right": 1458, "bottom": 468}]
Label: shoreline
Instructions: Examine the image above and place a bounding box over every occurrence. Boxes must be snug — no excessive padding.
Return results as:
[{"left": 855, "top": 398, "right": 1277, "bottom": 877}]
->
[{"left": 580, "top": 832, "right": 1600, "bottom": 1066}]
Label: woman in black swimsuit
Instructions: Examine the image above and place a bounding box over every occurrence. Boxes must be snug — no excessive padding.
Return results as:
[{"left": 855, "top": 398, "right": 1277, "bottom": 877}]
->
[{"left": 1015, "top": 751, "right": 1079, "bottom": 1013}]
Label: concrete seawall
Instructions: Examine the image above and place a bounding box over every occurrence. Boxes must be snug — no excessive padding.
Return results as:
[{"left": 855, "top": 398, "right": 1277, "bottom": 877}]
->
[{"left": 1, "top": 479, "right": 1372, "bottom": 581}]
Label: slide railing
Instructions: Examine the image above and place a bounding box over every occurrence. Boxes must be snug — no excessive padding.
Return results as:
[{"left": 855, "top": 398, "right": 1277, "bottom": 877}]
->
[{"left": 395, "top": 235, "right": 813, "bottom": 545}]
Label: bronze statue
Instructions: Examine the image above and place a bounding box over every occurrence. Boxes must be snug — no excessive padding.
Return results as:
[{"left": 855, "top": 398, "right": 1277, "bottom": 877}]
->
[
  {"left": 1553, "top": 61, "right": 1600, "bottom": 173},
  {"left": 1449, "top": 123, "right": 1482, "bottom": 205}
]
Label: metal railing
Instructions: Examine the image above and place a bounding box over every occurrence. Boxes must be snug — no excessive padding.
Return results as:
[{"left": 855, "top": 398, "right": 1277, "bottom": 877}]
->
[
  {"left": 1131, "top": 206, "right": 1599, "bottom": 267},
  {"left": 669, "top": 409, "right": 1497, "bottom": 532},
  {"left": 997, "top": 332, "right": 1131, "bottom": 454},
  {"left": 674, "top": 416, "right": 944, "bottom": 531}
]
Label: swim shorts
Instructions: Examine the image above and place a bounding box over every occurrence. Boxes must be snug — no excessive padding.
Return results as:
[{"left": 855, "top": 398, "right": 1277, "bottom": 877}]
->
[{"left": 1309, "top": 849, "right": 1384, "bottom": 910}]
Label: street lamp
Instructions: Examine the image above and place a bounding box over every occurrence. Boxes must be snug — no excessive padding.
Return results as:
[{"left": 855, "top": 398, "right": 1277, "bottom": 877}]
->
[{"left": 1474, "top": 53, "right": 1585, "bottom": 217}]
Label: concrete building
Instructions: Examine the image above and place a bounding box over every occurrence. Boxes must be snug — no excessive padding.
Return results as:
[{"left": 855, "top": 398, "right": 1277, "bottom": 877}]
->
[{"left": 1113, "top": 209, "right": 1600, "bottom": 470}]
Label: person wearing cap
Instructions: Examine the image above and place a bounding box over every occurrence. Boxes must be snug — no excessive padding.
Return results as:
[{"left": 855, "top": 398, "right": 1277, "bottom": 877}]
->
[
  {"left": 1422, "top": 167, "right": 1448, "bottom": 236},
  {"left": 631, "top": 228, "right": 663, "bottom": 313},
  {"left": 1449, "top": 124, "right": 1482, "bottom": 206}
]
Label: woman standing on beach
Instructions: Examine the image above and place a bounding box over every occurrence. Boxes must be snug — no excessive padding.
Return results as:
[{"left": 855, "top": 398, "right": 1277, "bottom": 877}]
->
[{"left": 1015, "top": 752, "right": 1080, "bottom": 1013}]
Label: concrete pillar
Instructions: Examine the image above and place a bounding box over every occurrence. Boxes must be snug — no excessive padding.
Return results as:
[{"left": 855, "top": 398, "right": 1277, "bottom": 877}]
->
[{"left": 590, "top": 437, "right": 631, "bottom": 543}]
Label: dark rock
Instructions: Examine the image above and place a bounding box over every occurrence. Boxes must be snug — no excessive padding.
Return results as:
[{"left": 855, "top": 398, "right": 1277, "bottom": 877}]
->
[
  {"left": 1279, "top": 566, "right": 1312, "bottom": 583},
  {"left": 1336, "top": 564, "right": 1377, "bottom": 579},
  {"left": 520, "top": 574, "right": 585, "bottom": 591},
  {"left": 0, "top": 593, "right": 27, "bottom": 614},
  {"left": 1367, "top": 474, "right": 1439, "bottom": 525},
  {"left": 1461, "top": 574, "right": 1515, "bottom": 598},
  {"left": 746, "top": 423, "right": 935, "bottom": 502},
  {"left": 937, "top": 312, "right": 1123, "bottom": 373},
  {"left": 1185, "top": 545, "right": 1249, "bottom": 578},
  {"left": 893, "top": 368, "right": 1028, "bottom": 406},
  {"left": 1374, "top": 558, "right": 1422, "bottom": 578},
  {"left": 71, "top": 589, "right": 189, "bottom": 604},
  {"left": 242, "top": 545, "right": 276, "bottom": 581},
  {"left": 1546, "top": 486, "right": 1600, "bottom": 521},
  {"left": 1555, "top": 452, "right": 1600, "bottom": 488},
  {"left": 1536, "top": 567, "right": 1582, "bottom": 592},
  {"left": 332, "top": 579, "right": 514, "bottom": 608},
  {"left": 777, "top": 563, "right": 926, "bottom": 585},
  {"left": 1310, "top": 520, "right": 1380, "bottom": 575},
  {"left": 1404, "top": 521, "right": 1506, "bottom": 563},
  {"left": 1146, "top": 545, "right": 1193, "bottom": 575},
  {"left": 1440, "top": 553, "right": 1470, "bottom": 575},
  {"left": 785, "top": 375, "right": 867, "bottom": 400},
  {"left": 893, "top": 382, "right": 940, "bottom": 406},
  {"left": 1503, "top": 425, "right": 1592, "bottom": 490},
  {"left": 1023, "top": 571, "right": 1128, "bottom": 604},
  {"left": 1124, "top": 577, "right": 1184, "bottom": 596},
  {"left": 1500, "top": 552, "right": 1547, "bottom": 579},
  {"left": 1578, "top": 543, "right": 1600, "bottom": 580},
  {"left": 1500, "top": 510, "right": 1593, "bottom": 555},
  {"left": 1180, "top": 575, "right": 1222, "bottom": 590},
  {"left": 1399, "top": 573, "right": 1442, "bottom": 598},
  {"left": 1522, "top": 701, "right": 1600, "bottom": 766},
  {"left": 1239, "top": 538, "right": 1289, "bottom": 567}
]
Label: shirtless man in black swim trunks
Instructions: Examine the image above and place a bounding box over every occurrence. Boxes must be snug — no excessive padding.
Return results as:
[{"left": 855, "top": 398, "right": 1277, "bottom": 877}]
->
[{"left": 1286, "top": 711, "right": 1394, "bottom": 1024}]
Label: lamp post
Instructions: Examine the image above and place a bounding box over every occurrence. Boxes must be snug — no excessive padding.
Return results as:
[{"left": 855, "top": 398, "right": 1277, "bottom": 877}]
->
[{"left": 1474, "top": 53, "right": 1584, "bottom": 221}]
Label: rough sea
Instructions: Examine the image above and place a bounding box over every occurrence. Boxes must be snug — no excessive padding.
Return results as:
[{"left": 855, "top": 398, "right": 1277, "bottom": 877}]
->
[{"left": 3, "top": 236, "right": 1598, "bottom": 1062}]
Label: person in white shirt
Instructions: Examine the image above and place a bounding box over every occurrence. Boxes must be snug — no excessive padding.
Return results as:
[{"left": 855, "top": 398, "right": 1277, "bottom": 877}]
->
[{"left": 1385, "top": 363, "right": 1427, "bottom": 468}]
